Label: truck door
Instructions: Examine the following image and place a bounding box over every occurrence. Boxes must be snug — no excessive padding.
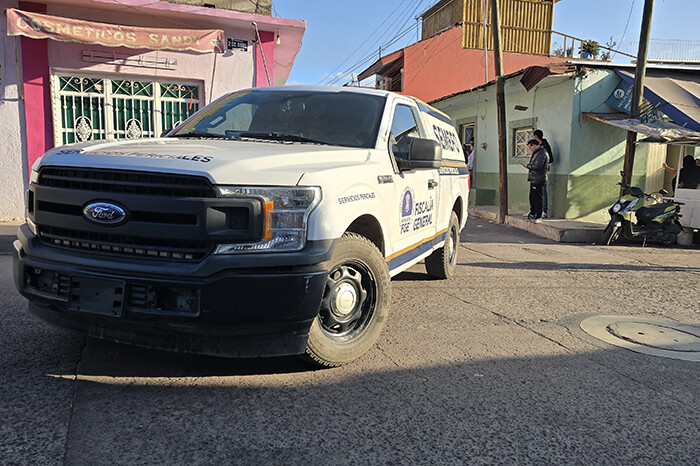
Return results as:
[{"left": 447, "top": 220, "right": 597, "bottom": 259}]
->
[{"left": 386, "top": 103, "right": 439, "bottom": 274}]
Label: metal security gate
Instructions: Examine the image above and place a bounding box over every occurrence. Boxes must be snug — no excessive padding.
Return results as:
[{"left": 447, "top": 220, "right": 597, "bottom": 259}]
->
[{"left": 51, "top": 74, "right": 201, "bottom": 146}]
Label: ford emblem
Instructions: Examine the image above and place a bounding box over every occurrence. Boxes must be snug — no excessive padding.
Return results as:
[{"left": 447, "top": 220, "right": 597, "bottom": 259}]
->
[{"left": 83, "top": 202, "right": 127, "bottom": 225}]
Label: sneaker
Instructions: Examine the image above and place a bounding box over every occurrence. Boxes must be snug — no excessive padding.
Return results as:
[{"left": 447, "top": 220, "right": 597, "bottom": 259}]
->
[
  {"left": 522, "top": 212, "right": 531, "bottom": 217},
  {"left": 542, "top": 212, "right": 549, "bottom": 219}
]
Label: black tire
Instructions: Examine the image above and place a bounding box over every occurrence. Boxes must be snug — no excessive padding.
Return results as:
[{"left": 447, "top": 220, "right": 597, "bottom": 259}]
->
[
  {"left": 425, "top": 211, "right": 460, "bottom": 279},
  {"left": 602, "top": 221, "right": 621, "bottom": 246},
  {"left": 659, "top": 233, "right": 677, "bottom": 247},
  {"left": 303, "top": 233, "right": 391, "bottom": 367}
]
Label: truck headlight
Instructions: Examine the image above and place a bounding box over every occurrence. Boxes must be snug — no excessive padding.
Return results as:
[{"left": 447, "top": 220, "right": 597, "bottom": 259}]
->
[{"left": 214, "top": 186, "right": 321, "bottom": 253}]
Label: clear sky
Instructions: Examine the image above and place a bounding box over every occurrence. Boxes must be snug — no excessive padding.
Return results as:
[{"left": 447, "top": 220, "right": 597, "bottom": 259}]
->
[{"left": 273, "top": 0, "right": 700, "bottom": 86}]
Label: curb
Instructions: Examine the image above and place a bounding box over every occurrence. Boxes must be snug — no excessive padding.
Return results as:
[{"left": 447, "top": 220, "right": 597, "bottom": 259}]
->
[
  {"left": 468, "top": 207, "right": 605, "bottom": 243},
  {"left": 0, "top": 224, "right": 20, "bottom": 255}
]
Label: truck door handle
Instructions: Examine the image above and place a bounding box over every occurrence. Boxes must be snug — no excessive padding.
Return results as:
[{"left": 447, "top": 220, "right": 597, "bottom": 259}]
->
[{"left": 428, "top": 179, "right": 438, "bottom": 190}]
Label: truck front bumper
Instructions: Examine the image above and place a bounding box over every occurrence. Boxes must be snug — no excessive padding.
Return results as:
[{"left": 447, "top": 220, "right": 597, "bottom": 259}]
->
[{"left": 13, "top": 226, "right": 332, "bottom": 358}]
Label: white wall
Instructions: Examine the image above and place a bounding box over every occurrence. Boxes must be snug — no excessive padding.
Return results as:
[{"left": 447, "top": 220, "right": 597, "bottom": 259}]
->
[
  {"left": 0, "top": 0, "right": 28, "bottom": 222},
  {"left": 0, "top": 1, "right": 260, "bottom": 221}
]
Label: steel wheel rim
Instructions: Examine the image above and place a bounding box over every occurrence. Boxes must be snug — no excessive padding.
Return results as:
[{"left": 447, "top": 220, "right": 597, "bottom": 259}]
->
[
  {"left": 319, "top": 260, "right": 377, "bottom": 341},
  {"left": 447, "top": 225, "right": 457, "bottom": 264}
]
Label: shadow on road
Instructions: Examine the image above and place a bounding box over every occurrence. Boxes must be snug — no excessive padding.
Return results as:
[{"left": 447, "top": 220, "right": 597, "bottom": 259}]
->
[
  {"left": 465, "top": 260, "right": 700, "bottom": 273},
  {"left": 49, "top": 341, "right": 700, "bottom": 465}
]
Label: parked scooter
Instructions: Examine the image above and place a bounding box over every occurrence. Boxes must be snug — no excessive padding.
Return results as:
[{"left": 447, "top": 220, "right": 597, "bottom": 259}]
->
[{"left": 603, "top": 173, "right": 684, "bottom": 246}]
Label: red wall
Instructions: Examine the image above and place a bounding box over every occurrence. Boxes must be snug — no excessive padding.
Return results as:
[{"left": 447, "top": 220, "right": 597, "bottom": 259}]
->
[
  {"left": 255, "top": 30, "right": 275, "bottom": 87},
  {"left": 402, "top": 26, "right": 565, "bottom": 103},
  {"left": 19, "top": 2, "right": 52, "bottom": 174}
]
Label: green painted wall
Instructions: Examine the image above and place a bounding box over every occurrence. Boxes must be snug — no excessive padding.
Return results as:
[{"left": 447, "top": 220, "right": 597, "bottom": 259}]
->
[
  {"left": 567, "top": 69, "right": 649, "bottom": 222},
  {"left": 432, "top": 67, "right": 650, "bottom": 221}
]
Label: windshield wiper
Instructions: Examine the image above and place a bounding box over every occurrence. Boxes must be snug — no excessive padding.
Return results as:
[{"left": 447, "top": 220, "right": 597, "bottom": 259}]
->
[
  {"left": 173, "top": 131, "right": 237, "bottom": 140},
  {"left": 238, "top": 132, "right": 329, "bottom": 145}
]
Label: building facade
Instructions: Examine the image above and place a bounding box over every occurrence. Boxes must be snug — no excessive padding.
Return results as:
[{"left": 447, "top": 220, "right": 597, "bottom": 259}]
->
[
  {"left": 431, "top": 63, "right": 700, "bottom": 221},
  {"left": 0, "top": 0, "right": 305, "bottom": 221}
]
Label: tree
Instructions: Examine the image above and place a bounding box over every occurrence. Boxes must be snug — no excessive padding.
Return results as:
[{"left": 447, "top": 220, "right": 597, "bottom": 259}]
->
[{"left": 581, "top": 40, "right": 600, "bottom": 59}]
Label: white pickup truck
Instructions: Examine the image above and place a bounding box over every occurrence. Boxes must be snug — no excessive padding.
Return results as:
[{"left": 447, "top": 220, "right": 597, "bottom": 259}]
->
[{"left": 14, "top": 86, "right": 468, "bottom": 367}]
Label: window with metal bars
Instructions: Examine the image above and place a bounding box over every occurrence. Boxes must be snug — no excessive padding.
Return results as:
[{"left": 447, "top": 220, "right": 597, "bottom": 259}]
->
[
  {"left": 51, "top": 74, "right": 201, "bottom": 146},
  {"left": 514, "top": 127, "right": 535, "bottom": 159}
]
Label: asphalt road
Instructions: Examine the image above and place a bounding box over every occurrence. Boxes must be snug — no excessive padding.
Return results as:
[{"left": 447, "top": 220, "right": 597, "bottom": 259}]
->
[{"left": 2, "top": 218, "right": 699, "bottom": 465}]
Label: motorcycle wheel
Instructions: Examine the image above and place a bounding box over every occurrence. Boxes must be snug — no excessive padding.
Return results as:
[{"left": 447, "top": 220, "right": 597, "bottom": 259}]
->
[
  {"left": 602, "top": 222, "right": 621, "bottom": 246},
  {"left": 659, "top": 233, "right": 677, "bottom": 247}
]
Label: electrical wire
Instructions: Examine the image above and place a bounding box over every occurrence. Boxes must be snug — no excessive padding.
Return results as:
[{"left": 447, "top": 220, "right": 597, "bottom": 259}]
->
[
  {"left": 323, "top": 23, "right": 418, "bottom": 85},
  {"left": 611, "top": 0, "right": 636, "bottom": 60},
  {"left": 321, "top": 0, "right": 432, "bottom": 86},
  {"left": 319, "top": 0, "right": 431, "bottom": 85},
  {"left": 317, "top": 0, "right": 413, "bottom": 85},
  {"left": 324, "top": 20, "right": 421, "bottom": 86}
]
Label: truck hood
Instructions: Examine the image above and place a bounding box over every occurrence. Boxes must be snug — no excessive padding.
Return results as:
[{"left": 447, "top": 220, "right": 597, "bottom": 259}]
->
[{"left": 36, "top": 138, "right": 372, "bottom": 186}]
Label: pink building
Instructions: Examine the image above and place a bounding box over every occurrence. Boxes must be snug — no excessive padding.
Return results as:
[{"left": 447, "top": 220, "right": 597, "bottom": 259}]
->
[{"left": 0, "top": 0, "right": 305, "bottom": 221}]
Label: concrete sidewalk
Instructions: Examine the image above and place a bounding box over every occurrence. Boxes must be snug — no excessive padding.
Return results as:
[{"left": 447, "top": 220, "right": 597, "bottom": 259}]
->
[{"left": 468, "top": 206, "right": 606, "bottom": 243}]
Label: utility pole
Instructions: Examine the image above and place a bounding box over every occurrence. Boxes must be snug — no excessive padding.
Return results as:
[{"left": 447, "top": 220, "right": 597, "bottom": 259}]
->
[
  {"left": 491, "top": 0, "right": 508, "bottom": 223},
  {"left": 621, "top": 0, "right": 654, "bottom": 194},
  {"left": 483, "top": 0, "right": 488, "bottom": 84}
]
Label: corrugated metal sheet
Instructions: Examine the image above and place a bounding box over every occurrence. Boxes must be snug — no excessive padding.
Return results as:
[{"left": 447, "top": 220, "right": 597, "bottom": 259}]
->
[{"left": 462, "top": 0, "right": 554, "bottom": 55}]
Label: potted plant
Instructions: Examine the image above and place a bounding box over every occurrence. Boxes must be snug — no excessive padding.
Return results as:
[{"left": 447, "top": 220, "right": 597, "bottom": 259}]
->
[{"left": 581, "top": 40, "right": 600, "bottom": 59}]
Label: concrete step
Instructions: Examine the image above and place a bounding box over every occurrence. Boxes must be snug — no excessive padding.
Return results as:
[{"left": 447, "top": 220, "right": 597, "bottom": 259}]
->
[{"left": 468, "top": 206, "right": 606, "bottom": 243}]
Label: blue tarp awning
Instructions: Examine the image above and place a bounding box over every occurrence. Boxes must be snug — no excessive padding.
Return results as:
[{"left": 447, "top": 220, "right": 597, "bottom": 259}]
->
[{"left": 613, "top": 69, "right": 700, "bottom": 131}]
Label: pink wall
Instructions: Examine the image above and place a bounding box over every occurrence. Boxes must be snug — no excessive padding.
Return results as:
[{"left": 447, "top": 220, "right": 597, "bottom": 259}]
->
[
  {"left": 402, "top": 26, "right": 565, "bottom": 103},
  {"left": 255, "top": 30, "right": 275, "bottom": 87},
  {"left": 19, "top": 1, "right": 52, "bottom": 173}
]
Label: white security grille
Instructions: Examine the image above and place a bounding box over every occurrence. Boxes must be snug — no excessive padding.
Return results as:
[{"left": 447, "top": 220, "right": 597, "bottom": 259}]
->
[
  {"left": 514, "top": 127, "right": 534, "bottom": 158},
  {"left": 51, "top": 74, "right": 201, "bottom": 146}
]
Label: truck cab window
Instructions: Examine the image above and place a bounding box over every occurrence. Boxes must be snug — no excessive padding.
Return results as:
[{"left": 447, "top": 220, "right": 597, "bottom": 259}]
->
[{"left": 390, "top": 104, "right": 421, "bottom": 161}]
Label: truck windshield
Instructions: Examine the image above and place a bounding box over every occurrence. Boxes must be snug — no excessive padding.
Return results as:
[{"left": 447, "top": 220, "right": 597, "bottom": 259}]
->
[{"left": 171, "top": 90, "right": 387, "bottom": 149}]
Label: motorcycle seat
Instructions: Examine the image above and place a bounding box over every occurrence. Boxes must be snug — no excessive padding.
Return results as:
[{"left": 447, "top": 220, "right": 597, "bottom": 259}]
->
[{"left": 636, "top": 203, "right": 677, "bottom": 224}]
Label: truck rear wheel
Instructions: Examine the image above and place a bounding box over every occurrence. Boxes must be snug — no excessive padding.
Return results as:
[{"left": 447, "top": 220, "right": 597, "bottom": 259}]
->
[
  {"left": 425, "top": 211, "right": 460, "bottom": 279},
  {"left": 303, "top": 233, "right": 390, "bottom": 367}
]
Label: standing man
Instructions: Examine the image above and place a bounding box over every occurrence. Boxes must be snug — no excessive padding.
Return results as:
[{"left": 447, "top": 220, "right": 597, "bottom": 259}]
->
[
  {"left": 533, "top": 130, "right": 553, "bottom": 217},
  {"left": 467, "top": 137, "right": 475, "bottom": 186},
  {"left": 522, "top": 139, "right": 548, "bottom": 222}
]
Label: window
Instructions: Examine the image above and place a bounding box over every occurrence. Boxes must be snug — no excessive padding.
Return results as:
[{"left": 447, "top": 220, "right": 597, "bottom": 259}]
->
[
  {"left": 390, "top": 104, "right": 421, "bottom": 159},
  {"left": 51, "top": 74, "right": 201, "bottom": 146},
  {"left": 172, "top": 90, "right": 386, "bottom": 148},
  {"left": 514, "top": 127, "right": 535, "bottom": 158},
  {"left": 460, "top": 124, "right": 474, "bottom": 146}
]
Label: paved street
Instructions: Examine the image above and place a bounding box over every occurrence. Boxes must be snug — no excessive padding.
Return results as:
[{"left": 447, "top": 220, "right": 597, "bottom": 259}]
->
[{"left": 2, "top": 217, "right": 699, "bottom": 465}]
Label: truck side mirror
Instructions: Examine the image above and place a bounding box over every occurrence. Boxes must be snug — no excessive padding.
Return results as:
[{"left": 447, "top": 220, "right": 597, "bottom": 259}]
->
[{"left": 408, "top": 138, "right": 442, "bottom": 170}]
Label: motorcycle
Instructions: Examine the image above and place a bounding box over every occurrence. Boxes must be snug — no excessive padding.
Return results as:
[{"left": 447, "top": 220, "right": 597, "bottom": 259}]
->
[{"left": 603, "top": 174, "right": 684, "bottom": 246}]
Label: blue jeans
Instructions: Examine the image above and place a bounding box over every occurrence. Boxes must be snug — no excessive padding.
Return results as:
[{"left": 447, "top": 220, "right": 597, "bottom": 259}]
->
[{"left": 542, "top": 181, "right": 548, "bottom": 214}]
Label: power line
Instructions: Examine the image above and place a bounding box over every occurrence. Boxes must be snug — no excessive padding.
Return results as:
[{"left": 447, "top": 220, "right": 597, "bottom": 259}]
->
[
  {"left": 323, "top": 21, "right": 418, "bottom": 85},
  {"left": 612, "top": 0, "right": 636, "bottom": 60},
  {"left": 321, "top": 0, "right": 432, "bottom": 86},
  {"left": 325, "top": 20, "right": 421, "bottom": 86},
  {"left": 317, "top": 0, "right": 412, "bottom": 85}
]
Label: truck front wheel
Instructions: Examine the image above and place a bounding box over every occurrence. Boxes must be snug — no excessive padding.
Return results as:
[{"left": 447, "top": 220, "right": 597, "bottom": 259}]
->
[
  {"left": 425, "top": 211, "right": 460, "bottom": 279},
  {"left": 304, "top": 233, "right": 391, "bottom": 367}
]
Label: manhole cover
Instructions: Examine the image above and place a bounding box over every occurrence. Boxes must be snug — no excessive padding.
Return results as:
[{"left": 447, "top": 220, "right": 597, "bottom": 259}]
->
[{"left": 580, "top": 315, "right": 700, "bottom": 362}]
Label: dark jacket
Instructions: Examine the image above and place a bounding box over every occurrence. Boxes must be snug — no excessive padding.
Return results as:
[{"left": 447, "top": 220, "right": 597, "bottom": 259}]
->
[
  {"left": 527, "top": 146, "right": 548, "bottom": 184},
  {"left": 678, "top": 156, "right": 700, "bottom": 189},
  {"left": 540, "top": 138, "right": 554, "bottom": 164}
]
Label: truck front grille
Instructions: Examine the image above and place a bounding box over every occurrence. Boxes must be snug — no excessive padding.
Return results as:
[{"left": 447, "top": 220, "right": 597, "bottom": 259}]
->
[
  {"left": 31, "top": 168, "right": 260, "bottom": 262},
  {"left": 39, "top": 226, "right": 212, "bottom": 261},
  {"left": 38, "top": 167, "right": 216, "bottom": 198}
]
